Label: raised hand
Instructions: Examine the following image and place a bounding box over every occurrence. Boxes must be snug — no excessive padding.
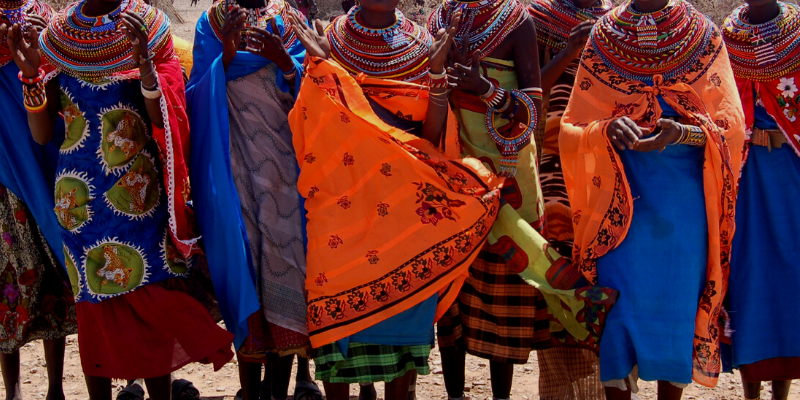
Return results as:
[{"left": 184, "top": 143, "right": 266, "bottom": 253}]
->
[
  {"left": 565, "top": 19, "right": 594, "bottom": 59},
  {"left": 245, "top": 17, "right": 294, "bottom": 72},
  {"left": 2, "top": 22, "right": 41, "bottom": 78},
  {"left": 120, "top": 11, "right": 158, "bottom": 89},
  {"left": 26, "top": 14, "right": 47, "bottom": 31},
  {"left": 429, "top": 8, "right": 461, "bottom": 74},
  {"left": 287, "top": 12, "right": 330, "bottom": 59},
  {"left": 221, "top": 4, "right": 246, "bottom": 71},
  {"left": 447, "top": 51, "right": 491, "bottom": 95}
]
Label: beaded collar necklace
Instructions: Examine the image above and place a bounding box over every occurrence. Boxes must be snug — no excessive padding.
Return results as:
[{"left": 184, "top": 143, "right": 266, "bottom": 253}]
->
[
  {"left": 0, "top": 0, "right": 33, "bottom": 25},
  {"left": 723, "top": 2, "right": 800, "bottom": 82},
  {"left": 208, "top": 0, "right": 297, "bottom": 48},
  {"left": 528, "top": 0, "right": 612, "bottom": 52},
  {"left": 40, "top": 0, "right": 171, "bottom": 82},
  {"left": 428, "top": 0, "right": 527, "bottom": 60},
  {"left": 327, "top": 6, "right": 431, "bottom": 82},
  {"left": 591, "top": 0, "right": 712, "bottom": 82}
]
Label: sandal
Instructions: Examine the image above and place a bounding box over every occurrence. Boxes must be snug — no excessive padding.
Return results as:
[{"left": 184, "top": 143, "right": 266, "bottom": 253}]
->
[
  {"left": 116, "top": 382, "right": 145, "bottom": 400},
  {"left": 171, "top": 379, "right": 200, "bottom": 400},
  {"left": 293, "top": 380, "right": 323, "bottom": 400}
]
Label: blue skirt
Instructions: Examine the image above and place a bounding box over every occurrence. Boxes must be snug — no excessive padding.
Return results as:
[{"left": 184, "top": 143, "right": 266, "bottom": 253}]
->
[
  {"left": 597, "top": 144, "right": 708, "bottom": 384},
  {"left": 729, "top": 145, "right": 800, "bottom": 368}
]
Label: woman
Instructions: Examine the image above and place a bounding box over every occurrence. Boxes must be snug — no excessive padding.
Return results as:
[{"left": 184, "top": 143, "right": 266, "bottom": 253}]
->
[
  {"left": 5, "top": 0, "right": 235, "bottom": 397},
  {"left": 0, "top": 2, "right": 77, "bottom": 399},
  {"left": 723, "top": 1, "right": 800, "bottom": 399},
  {"left": 427, "top": 1, "right": 617, "bottom": 399},
  {"left": 560, "top": 0, "right": 745, "bottom": 398},
  {"left": 528, "top": 0, "right": 612, "bottom": 397},
  {"left": 185, "top": 0, "right": 321, "bottom": 399},
  {"left": 287, "top": 3, "right": 503, "bottom": 399}
]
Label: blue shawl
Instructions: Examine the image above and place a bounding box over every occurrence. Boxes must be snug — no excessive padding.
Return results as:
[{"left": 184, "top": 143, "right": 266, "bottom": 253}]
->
[
  {"left": 0, "top": 63, "right": 64, "bottom": 266},
  {"left": 186, "top": 10, "right": 305, "bottom": 349}
]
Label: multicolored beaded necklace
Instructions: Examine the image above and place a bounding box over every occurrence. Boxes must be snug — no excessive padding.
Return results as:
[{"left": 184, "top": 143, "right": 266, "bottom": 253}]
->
[
  {"left": 528, "top": 0, "right": 612, "bottom": 52},
  {"left": 723, "top": 2, "right": 800, "bottom": 82},
  {"left": 591, "top": 0, "right": 712, "bottom": 82},
  {"left": 428, "top": 0, "right": 527, "bottom": 60},
  {"left": 208, "top": 0, "right": 298, "bottom": 48},
  {"left": 0, "top": 0, "right": 51, "bottom": 66},
  {"left": 327, "top": 6, "right": 432, "bottom": 82},
  {"left": 40, "top": 0, "right": 171, "bottom": 82}
]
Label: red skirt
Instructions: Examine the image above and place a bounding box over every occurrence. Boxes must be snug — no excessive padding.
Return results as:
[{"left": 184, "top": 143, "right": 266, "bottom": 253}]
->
[
  {"left": 77, "top": 283, "right": 234, "bottom": 380},
  {"left": 740, "top": 357, "right": 800, "bottom": 382}
]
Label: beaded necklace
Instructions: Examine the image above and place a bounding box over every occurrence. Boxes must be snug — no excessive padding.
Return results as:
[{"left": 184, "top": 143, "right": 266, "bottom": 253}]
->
[
  {"left": 591, "top": 0, "right": 712, "bottom": 82},
  {"left": 208, "top": 0, "right": 298, "bottom": 49},
  {"left": 723, "top": 2, "right": 800, "bottom": 82},
  {"left": 428, "top": 0, "right": 527, "bottom": 60},
  {"left": 528, "top": 0, "right": 612, "bottom": 52},
  {"left": 327, "top": 6, "right": 432, "bottom": 82},
  {"left": 40, "top": 0, "right": 171, "bottom": 82}
]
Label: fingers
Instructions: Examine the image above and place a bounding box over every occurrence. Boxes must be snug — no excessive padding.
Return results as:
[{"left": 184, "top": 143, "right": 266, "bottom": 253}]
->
[
  {"left": 119, "top": 20, "right": 139, "bottom": 45},
  {"left": 607, "top": 118, "right": 640, "bottom": 151},
  {"left": 471, "top": 51, "right": 481, "bottom": 69},
  {"left": 621, "top": 116, "right": 644, "bottom": 138},
  {"left": 313, "top": 19, "right": 326, "bottom": 36},
  {"left": 22, "top": 23, "right": 40, "bottom": 50},
  {"left": 26, "top": 14, "right": 47, "bottom": 31},
  {"left": 447, "top": 8, "right": 462, "bottom": 32},
  {"left": 269, "top": 16, "right": 280, "bottom": 36}
]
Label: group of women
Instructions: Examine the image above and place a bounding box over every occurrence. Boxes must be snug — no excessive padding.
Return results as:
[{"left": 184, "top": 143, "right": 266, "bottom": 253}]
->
[{"left": 0, "top": 0, "right": 796, "bottom": 398}]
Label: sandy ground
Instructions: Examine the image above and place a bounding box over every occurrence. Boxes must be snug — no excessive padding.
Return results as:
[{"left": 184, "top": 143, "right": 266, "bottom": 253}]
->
[{"left": 4, "top": 0, "right": 800, "bottom": 398}]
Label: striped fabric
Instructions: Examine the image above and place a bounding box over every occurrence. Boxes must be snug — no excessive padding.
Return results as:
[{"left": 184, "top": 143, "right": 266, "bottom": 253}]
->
[
  {"left": 537, "top": 348, "right": 604, "bottom": 400},
  {"left": 313, "top": 342, "right": 430, "bottom": 383},
  {"left": 437, "top": 250, "right": 551, "bottom": 364}
]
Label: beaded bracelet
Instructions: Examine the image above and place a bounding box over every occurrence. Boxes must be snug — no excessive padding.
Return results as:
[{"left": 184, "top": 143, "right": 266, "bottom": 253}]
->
[
  {"left": 18, "top": 69, "right": 44, "bottom": 85},
  {"left": 429, "top": 74, "right": 448, "bottom": 89},
  {"left": 429, "top": 70, "right": 446, "bottom": 80},
  {"left": 283, "top": 68, "right": 297, "bottom": 81},
  {"left": 521, "top": 87, "right": 543, "bottom": 98},
  {"left": 484, "top": 89, "right": 537, "bottom": 177},
  {"left": 23, "top": 81, "right": 47, "bottom": 113},
  {"left": 678, "top": 125, "right": 706, "bottom": 146},
  {"left": 480, "top": 83, "right": 496, "bottom": 101},
  {"left": 486, "top": 87, "right": 507, "bottom": 109}
]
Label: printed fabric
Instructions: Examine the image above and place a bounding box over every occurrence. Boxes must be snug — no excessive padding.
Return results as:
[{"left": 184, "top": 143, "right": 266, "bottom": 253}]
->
[
  {"left": 560, "top": 0, "right": 745, "bottom": 387},
  {"left": 186, "top": 0, "right": 305, "bottom": 349}
]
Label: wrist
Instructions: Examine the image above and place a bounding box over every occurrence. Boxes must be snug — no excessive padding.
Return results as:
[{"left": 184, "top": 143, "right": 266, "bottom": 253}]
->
[{"left": 277, "top": 54, "right": 295, "bottom": 73}]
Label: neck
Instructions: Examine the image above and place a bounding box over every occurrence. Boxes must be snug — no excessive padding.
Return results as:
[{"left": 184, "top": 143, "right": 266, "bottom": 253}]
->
[
  {"left": 573, "top": 0, "right": 598, "bottom": 9},
  {"left": 358, "top": 8, "right": 396, "bottom": 29},
  {"left": 748, "top": 2, "right": 779, "bottom": 24},
  {"left": 631, "top": 0, "right": 668, "bottom": 13},
  {"left": 82, "top": 0, "right": 124, "bottom": 16},
  {"left": 238, "top": 0, "right": 267, "bottom": 8}
]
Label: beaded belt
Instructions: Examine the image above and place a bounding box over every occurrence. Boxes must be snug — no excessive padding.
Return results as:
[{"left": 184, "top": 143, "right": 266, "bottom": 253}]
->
[{"left": 750, "top": 128, "right": 786, "bottom": 150}]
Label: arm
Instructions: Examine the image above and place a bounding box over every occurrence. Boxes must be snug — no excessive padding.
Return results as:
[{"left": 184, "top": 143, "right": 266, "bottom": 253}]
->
[
  {"left": 421, "top": 10, "right": 460, "bottom": 146},
  {"left": 539, "top": 19, "right": 593, "bottom": 94},
  {"left": 121, "top": 12, "right": 164, "bottom": 129},
  {"left": 512, "top": 17, "right": 541, "bottom": 109},
  {"left": 2, "top": 22, "right": 60, "bottom": 144}
]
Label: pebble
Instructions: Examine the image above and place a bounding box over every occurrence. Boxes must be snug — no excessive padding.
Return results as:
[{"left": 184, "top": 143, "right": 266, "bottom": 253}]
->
[
  {"left": 432, "top": 367, "right": 443, "bottom": 374},
  {"left": 473, "top": 380, "right": 486, "bottom": 386}
]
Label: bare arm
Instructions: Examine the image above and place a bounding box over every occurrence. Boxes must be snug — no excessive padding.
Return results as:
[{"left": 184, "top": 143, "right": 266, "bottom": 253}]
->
[
  {"left": 121, "top": 11, "right": 164, "bottom": 129},
  {"left": 539, "top": 19, "right": 593, "bottom": 94},
  {"left": 421, "top": 10, "right": 460, "bottom": 146}
]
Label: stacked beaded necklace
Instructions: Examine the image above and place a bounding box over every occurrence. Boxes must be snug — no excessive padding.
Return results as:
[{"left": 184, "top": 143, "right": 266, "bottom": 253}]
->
[
  {"left": 0, "top": 0, "right": 51, "bottom": 66},
  {"left": 40, "top": 0, "right": 171, "bottom": 82},
  {"left": 591, "top": 0, "right": 712, "bottom": 82},
  {"left": 208, "top": 0, "right": 298, "bottom": 48},
  {"left": 723, "top": 2, "right": 800, "bottom": 82},
  {"left": 327, "top": 6, "right": 432, "bottom": 82},
  {"left": 528, "top": 0, "right": 612, "bottom": 52},
  {"left": 428, "top": 0, "right": 527, "bottom": 60}
]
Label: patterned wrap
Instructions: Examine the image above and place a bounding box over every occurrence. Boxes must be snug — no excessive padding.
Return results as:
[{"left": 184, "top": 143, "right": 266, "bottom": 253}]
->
[
  {"left": 723, "top": 2, "right": 800, "bottom": 161},
  {"left": 41, "top": 0, "right": 200, "bottom": 303},
  {"left": 560, "top": 0, "right": 745, "bottom": 387}
]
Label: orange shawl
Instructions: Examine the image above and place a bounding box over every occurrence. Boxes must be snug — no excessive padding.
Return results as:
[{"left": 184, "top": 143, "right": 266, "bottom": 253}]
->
[
  {"left": 289, "top": 58, "right": 501, "bottom": 347},
  {"left": 560, "top": 25, "right": 745, "bottom": 387}
]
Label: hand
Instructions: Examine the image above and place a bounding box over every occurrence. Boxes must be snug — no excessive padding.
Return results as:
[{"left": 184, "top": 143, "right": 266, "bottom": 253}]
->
[
  {"left": 26, "top": 14, "right": 47, "bottom": 31},
  {"left": 120, "top": 12, "right": 158, "bottom": 88},
  {"left": 429, "top": 8, "right": 461, "bottom": 74},
  {"left": 447, "top": 52, "right": 491, "bottom": 95},
  {"left": 607, "top": 116, "right": 645, "bottom": 151},
  {"left": 565, "top": 19, "right": 594, "bottom": 59},
  {"left": 288, "top": 12, "right": 330, "bottom": 59},
  {"left": 1, "top": 22, "right": 41, "bottom": 78},
  {"left": 633, "top": 118, "right": 684, "bottom": 152},
  {"left": 245, "top": 18, "right": 293, "bottom": 71},
  {"left": 221, "top": 4, "right": 246, "bottom": 69}
]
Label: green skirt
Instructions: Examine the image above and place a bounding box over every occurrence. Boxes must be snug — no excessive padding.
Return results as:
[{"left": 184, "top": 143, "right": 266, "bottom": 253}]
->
[{"left": 313, "top": 342, "right": 430, "bottom": 383}]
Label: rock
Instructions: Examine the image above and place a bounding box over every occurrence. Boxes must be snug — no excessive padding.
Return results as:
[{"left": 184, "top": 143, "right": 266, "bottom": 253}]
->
[
  {"left": 216, "top": 387, "right": 226, "bottom": 392},
  {"left": 523, "top": 366, "right": 533, "bottom": 372},
  {"left": 432, "top": 367, "right": 443, "bottom": 374},
  {"left": 23, "top": 379, "right": 32, "bottom": 384},
  {"left": 477, "top": 362, "right": 487, "bottom": 367},
  {"left": 473, "top": 381, "right": 486, "bottom": 386},
  {"left": 30, "top": 368, "right": 38, "bottom": 374}
]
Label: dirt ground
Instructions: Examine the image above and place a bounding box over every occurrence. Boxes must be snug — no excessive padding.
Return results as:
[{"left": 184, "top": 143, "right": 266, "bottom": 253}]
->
[{"left": 4, "top": 0, "right": 800, "bottom": 398}]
